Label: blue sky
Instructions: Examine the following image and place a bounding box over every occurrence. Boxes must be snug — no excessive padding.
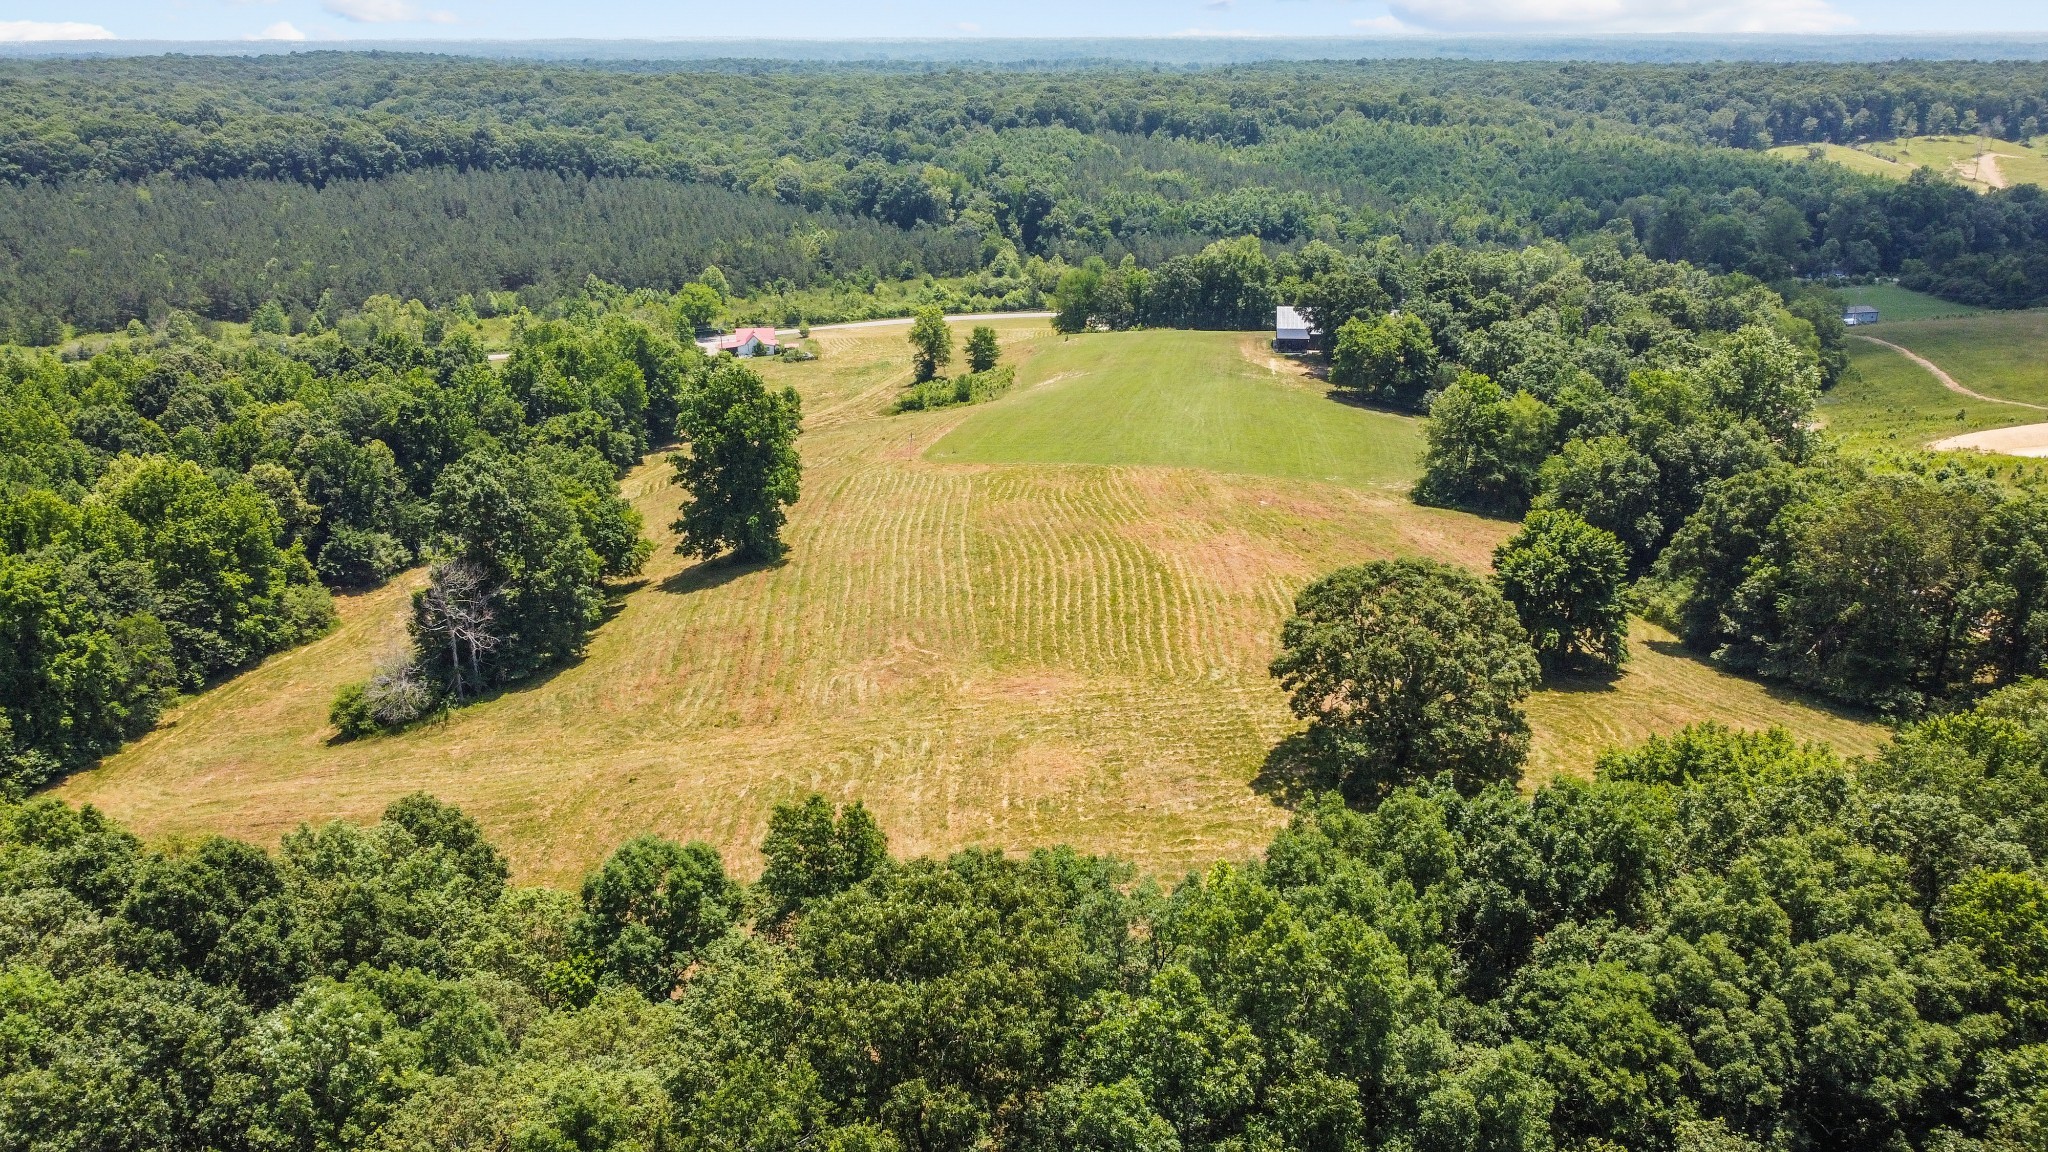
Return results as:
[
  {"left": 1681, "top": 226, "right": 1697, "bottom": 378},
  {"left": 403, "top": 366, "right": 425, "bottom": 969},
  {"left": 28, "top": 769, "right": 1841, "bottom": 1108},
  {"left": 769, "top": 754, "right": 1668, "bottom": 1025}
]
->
[{"left": 2, "top": 0, "right": 2043, "bottom": 43}]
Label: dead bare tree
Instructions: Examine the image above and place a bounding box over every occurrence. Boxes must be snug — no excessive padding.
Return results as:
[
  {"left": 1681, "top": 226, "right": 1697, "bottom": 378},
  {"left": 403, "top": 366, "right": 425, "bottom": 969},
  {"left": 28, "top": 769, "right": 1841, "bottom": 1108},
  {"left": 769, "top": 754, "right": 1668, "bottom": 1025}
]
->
[
  {"left": 364, "top": 651, "right": 437, "bottom": 726},
  {"left": 415, "top": 561, "right": 500, "bottom": 701}
]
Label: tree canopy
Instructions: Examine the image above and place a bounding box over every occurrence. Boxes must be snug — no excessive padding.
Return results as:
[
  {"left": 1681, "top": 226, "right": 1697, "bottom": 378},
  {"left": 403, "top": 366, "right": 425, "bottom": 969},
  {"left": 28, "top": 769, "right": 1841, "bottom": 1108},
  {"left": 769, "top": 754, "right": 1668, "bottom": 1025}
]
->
[
  {"left": 10, "top": 685, "right": 2048, "bottom": 1151},
  {"left": 908, "top": 306, "right": 953, "bottom": 383},
  {"left": 671, "top": 360, "right": 803, "bottom": 563},
  {"left": 7, "top": 56, "right": 2048, "bottom": 338},
  {"left": 1269, "top": 558, "right": 1542, "bottom": 801},
  {"left": 1493, "top": 508, "right": 1632, "bottom": 676}
]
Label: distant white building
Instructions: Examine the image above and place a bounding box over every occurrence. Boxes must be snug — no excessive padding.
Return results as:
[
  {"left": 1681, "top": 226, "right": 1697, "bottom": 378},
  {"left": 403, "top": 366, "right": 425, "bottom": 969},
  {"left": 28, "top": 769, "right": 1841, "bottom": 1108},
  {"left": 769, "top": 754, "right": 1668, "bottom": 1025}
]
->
[
  {"left": 1274, "top": 306, "right": 1312, "bottom": 353},
  {"left": 1843, "top": 305, "right": 1880, "bottom": 326}
]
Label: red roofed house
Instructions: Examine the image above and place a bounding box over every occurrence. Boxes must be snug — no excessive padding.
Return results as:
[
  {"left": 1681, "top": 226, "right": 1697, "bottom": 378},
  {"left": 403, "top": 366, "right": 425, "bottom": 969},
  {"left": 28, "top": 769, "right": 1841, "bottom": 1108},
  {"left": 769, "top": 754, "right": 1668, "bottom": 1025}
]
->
[{"left": 718, "top": 327, "right": 780, "bottom": 357}]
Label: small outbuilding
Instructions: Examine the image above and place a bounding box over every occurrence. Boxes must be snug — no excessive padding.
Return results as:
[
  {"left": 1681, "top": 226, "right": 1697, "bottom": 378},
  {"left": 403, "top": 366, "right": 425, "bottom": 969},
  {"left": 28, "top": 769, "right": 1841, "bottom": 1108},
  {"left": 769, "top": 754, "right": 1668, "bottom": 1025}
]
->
[
  {"left": 718, "top": 327, "right": 781, "bottom": 356},
  {"left": 1843, "top": 305, "right": 1880, "bottom": 326},
  {"left": 1274, "top": 306, "right": 1312, "bottom": 353}
]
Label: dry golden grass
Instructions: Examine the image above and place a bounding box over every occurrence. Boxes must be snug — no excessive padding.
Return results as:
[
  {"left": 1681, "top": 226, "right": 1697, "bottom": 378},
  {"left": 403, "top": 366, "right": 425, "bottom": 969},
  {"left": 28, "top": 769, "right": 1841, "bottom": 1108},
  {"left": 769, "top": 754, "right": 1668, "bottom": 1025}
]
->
[
  {"left": 1522, "top": 620, "right": 1884, "bottom": 785},
  {"left": 58, "top": 320, "right": 1884, "bottom": 885},
  {"left": 1770, "top": 136, "right": 2048, "bottom": 193}
]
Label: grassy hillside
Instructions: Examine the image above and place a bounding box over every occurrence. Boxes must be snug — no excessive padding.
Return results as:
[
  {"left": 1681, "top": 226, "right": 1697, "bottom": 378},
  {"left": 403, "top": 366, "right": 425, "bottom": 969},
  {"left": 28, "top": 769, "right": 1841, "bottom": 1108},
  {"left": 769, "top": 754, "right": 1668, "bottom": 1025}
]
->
[
  {"left": 54, "top": 321, "right": 1882, "bottom": 885},
  {"left": 1837, "top": 283, "right": 1984, "bottom": 321},
  {"left": 1817, "top": 308, "right": 2048, "bottom": 477},
  {"left": 1857, "top": 311, "right": 2048, "bottom": 407},
  {"left": 1821, "top": 338, "right": 2031, "bottom": 451},
  {"left": 929, "top": 331, "right": 1422, "bottom": 487},
  {"left": 1771, "top": 135, "right": 2048, "bottom": 191}
]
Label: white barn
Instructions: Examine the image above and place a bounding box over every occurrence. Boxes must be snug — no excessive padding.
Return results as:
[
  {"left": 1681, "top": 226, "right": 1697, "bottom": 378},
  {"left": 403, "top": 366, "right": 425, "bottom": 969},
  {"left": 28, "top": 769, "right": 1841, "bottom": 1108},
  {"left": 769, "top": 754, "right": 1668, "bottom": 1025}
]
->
[{"left": 1274, "top": 306, "right": 1312, "bottom": 353}]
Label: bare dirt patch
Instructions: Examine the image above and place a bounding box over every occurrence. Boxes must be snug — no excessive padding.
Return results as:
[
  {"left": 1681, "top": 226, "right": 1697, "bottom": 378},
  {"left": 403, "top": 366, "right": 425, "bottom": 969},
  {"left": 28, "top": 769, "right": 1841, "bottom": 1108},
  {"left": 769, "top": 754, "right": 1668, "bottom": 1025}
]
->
[
  {"left": 1930, "top": 422, "right": 2048, "bottom": 457},
  {"left": 1959, "top": 151, "right": 2012, "bottom": 189},
  {"left": 1237, "top": 333, "right": 1329, "bottom": 387}
]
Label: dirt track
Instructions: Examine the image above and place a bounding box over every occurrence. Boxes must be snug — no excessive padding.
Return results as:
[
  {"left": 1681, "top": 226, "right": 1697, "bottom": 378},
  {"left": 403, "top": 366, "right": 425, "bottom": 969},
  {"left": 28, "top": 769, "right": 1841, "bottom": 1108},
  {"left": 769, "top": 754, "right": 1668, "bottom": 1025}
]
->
[
  {"left": 1850, "top": 334, "right": 2048, "bottom": 412},
  {"left": 1963, "top": 151, "right": 2011, "bottom": 190},
  {"left": 1853, "top": 332, "right": 2048, "bottom": 455}
]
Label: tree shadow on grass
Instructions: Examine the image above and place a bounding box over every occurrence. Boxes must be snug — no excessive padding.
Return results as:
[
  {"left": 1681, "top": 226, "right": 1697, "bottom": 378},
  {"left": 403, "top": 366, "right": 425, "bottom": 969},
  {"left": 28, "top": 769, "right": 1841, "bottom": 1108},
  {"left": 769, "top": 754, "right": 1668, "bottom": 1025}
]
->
[
  {"left": 1535, "top": 667, "right": 1626, "bottom": 695},
  {"left": 1404, "top": 483, "right": 1527, "bottom": 526},
  {"left": 598, "top": 577, "right": 649, "bottom": 625},
  {"left": 1323, "top": 388, "right": 1417, "bottom": 417},
  {"left": 1250, "top": 731, "right": 1347, "bottom": 811},
  {"left": 326, "top": 651, "right": 592, "bottom": 746},
  {"left": 1639, "top": 635, "right": 1884, "bottom": 728},
  {"left": 658, "top": 553, "right": 786, "bottom": 596}
]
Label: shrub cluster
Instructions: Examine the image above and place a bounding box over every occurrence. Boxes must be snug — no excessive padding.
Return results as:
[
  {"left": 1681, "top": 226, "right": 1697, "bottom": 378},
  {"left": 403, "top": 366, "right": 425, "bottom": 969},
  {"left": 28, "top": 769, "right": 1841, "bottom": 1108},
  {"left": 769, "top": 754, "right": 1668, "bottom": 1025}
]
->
[{"left": 894, "top": 366, "right": 1017, "bottom": 413}]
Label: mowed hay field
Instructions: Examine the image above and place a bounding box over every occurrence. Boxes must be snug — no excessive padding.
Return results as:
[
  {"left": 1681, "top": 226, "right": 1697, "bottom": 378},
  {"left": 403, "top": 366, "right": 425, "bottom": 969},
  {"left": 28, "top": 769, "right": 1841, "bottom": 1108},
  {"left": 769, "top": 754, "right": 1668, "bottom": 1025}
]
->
[{"left": 57, "top": 320, "right": 1883, "bottom": 885}]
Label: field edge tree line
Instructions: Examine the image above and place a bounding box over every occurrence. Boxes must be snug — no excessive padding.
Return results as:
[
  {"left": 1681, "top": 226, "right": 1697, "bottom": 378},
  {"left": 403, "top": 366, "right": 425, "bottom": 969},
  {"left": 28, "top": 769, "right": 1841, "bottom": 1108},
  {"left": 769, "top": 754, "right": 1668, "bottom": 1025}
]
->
[
  {"left": 6, "top": 675, "right": 2048, "bottom": 1151},
  {"left": 0, "top": 282, "right": 803, "bottom": 788}
]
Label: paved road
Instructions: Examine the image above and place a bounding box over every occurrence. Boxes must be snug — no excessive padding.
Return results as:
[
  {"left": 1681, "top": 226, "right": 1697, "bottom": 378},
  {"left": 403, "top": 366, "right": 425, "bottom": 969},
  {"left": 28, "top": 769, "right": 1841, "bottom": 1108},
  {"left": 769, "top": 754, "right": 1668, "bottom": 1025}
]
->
[
  {"left": 775, "top": 311, "right": 1053, "bottom": 337},
  {"left": 692, "top": 310, "right": 1055, "bottom": 353}
]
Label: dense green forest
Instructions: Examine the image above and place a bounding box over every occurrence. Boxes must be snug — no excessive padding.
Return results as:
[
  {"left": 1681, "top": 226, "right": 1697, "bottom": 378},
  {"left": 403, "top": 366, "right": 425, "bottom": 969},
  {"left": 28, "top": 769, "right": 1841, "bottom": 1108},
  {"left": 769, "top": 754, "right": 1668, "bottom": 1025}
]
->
[
  {"left": 1, "top": 289, "right": 699, "bottom": 790},
  {"left": 8, "top": 694, "right": 2048, "bottom": 1152},
  {"left": 6, "top": 55, "right": 2048, "bottom": 339},
  {"left": 0, "top": 173, "right": 978, "bottom": 340}
]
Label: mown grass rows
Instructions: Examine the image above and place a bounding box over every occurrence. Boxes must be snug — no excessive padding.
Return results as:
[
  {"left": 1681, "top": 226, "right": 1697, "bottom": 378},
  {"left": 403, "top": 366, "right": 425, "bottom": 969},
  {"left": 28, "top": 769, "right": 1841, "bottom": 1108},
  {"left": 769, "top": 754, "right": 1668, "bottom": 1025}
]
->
[{"left": 58, "top": 323, "right": 1883, "bottom": 886}]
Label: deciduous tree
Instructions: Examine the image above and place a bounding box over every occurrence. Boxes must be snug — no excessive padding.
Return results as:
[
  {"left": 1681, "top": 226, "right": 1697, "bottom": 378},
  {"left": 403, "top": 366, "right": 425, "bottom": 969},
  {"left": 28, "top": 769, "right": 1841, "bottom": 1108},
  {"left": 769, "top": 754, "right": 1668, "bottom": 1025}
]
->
[
  {"left": 1494, "top": 509, "right": 1631, "bottom": 676},
  {"left": 1416, "top": 373, "right": 1557, "bottom": 514},
  {"left": 964, "top": 325, "right": 1000, "bottom": 373},
  {"left": 908, "top": 306, "right": 952, "bottom": 383},
  {"left": 1330, "top": 311, "right": 1437, "bottom": 408},
  {"left": 671, "top": 360, "right": 802, "bottom": 563},
  {"left": 1270, "top": 558, "right": 1541, "bottom": 802},
  {"left": 577, "top": 835, "right": 742, "bottom": 998},
  {"left": 759, "top": 794, "right": 888, "bottom": 923}
]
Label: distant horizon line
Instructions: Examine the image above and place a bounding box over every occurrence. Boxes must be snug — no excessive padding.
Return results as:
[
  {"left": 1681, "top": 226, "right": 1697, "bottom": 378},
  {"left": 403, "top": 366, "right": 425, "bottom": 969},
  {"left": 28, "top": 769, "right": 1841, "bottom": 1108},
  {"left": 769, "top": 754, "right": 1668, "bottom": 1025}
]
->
[
  {"left": 13, "top": 32, "right": 2048, "bottom": 42},
  {"left": 12, "top": 32, "right": 2048, "bottom": 64}
]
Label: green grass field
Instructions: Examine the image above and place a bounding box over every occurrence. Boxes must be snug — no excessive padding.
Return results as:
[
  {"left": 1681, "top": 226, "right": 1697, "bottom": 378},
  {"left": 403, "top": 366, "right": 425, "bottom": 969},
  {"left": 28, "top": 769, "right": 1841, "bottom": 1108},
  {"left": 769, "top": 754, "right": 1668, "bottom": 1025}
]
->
[
  {"left": 54, "top": 320, "right": 1884, "bottom": 886},
  {"left": 1771, "top": 136, "right": 2048, "bottom": 192},
  {"left": 930, "top": 331, "right": 1422, "bottom": 488},
  {"left": 1820, "top": 338, "right": 2027, "bottom": 451},
  {"left": 1864, "top": 311, "right": 2048, "bottom": 408},
  {"left": 1817, "top": 306, "right": 2048, "bottom": 473},
  {"left": 1837, "top": 284, "right": 1985, "bottom": 322}
]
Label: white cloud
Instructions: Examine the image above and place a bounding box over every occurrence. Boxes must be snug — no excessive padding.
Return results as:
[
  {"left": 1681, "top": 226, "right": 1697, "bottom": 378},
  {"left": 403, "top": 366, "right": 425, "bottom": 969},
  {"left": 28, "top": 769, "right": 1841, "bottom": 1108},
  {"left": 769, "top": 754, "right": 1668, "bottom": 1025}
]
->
[
  {"left": 249, "top": 21, "right": 308, "bottom": 40},
  {"left": 0, "top": 20, "right": 116, "bottom": 41},
  {"left": 1352, "top": 14, "right": 1424, "bottom": 32},
  {"left": 321, "top": 0, "right": 457, "bottom": 24},
  {"left": 1383, "top": 0, "right": 1851, "bottom": 33}
]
